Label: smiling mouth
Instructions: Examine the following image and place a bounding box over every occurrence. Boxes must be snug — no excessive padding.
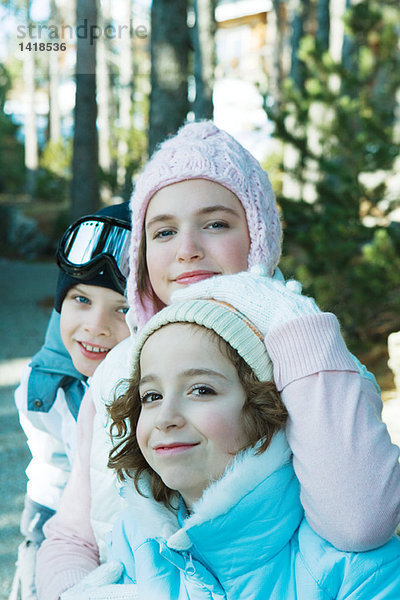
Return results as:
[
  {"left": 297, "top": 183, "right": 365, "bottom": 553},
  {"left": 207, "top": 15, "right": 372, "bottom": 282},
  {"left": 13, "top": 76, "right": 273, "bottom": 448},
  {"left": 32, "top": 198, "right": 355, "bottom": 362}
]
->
[
  {"left": 154, "top": 442, "right": 200, "bottom": 455},
  {"left": 79, "top": 342, "right": 110, "bottom": 354},
  {"left": 174, "top": 271, "right": 218, "bottom": 284}
]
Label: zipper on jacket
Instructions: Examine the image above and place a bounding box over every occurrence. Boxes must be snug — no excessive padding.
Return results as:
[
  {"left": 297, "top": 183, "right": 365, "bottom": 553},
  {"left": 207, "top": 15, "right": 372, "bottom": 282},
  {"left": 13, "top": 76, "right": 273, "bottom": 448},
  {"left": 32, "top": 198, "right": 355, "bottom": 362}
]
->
[{"left": 185, "top": 552, "right": 196, "bottom": 576}]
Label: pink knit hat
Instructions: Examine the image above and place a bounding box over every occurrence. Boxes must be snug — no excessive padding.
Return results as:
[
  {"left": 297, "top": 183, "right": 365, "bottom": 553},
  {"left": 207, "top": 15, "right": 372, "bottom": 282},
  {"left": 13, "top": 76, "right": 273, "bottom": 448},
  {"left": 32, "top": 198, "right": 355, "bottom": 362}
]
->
[{"left": 128, "top": 120, "right": 282, "bottom": 328}]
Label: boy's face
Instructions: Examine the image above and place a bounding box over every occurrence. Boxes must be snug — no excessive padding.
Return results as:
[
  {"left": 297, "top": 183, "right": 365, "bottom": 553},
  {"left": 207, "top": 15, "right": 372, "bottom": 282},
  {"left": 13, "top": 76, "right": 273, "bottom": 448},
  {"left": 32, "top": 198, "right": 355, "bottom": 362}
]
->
[
  {"left": 144, "top": 179, "right": 250, "bottom": 306},
  {"left": 60, "top": 283, "right": 129, "bottom": 377},
  {"left": 136, "top": 323, "right": 249, "bottom": 508}
]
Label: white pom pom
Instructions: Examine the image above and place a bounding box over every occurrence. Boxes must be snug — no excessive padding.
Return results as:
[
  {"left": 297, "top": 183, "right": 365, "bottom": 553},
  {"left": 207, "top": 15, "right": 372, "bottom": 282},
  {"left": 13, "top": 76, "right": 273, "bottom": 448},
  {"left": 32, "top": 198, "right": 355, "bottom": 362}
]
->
[
  {"left": 285, "top": 280, "right": 302, "bottom": 294},
  {"left": 250, "top": 263, "right": 268, "bottom": 276}
]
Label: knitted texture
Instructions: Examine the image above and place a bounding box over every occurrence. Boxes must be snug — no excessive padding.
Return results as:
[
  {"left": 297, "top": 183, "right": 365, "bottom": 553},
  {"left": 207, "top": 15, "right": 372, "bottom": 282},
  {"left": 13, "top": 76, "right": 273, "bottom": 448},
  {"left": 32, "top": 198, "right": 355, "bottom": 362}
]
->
[
  {"left": 60, "top": 561, "right": 137, "bottom": 599},
  {"left": 172, "top": 266, "right": 321, "bottom": 338},
  {"left": 132, "top": 298, "right": 273, "bottom": 383},
  {"left": 128, "top": 120, "right": 282, "bottom": 328}
]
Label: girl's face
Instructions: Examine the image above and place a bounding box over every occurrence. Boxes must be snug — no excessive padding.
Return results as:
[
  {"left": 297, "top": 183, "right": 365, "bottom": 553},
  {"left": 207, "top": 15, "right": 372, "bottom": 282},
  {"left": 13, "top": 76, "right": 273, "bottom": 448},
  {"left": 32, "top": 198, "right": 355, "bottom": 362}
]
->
[
  {"left": 60, "top": 284, "right": 129, "bottom": 377},
  {"left": 136, "top": 323, "right": 249, "bottom": 508},
  {"left": 144, "top": 179, "right": 250, "bottom": 306}
]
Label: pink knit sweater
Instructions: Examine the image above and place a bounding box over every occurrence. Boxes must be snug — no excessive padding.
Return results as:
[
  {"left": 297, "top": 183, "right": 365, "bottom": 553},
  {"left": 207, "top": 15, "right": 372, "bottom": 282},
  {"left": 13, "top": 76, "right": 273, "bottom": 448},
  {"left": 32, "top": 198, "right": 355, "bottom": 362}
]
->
[{"left": 36, "top": 314, "right": 400, "bottom": 599}]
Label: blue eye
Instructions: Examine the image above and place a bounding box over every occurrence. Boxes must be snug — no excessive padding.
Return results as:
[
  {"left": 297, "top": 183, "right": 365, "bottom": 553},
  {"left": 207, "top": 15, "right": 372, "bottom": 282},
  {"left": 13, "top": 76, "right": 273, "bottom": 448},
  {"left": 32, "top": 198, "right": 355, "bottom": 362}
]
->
[
  {"left": 118, "top": 306, "right": 129, "bottom": 315},
  {"left": 154, "top": 229, "right": 175, "bottom": 239},
  {"left": 140, "top": 391, "right": 162, "bottom": 404},
  {"left": 207, "top": 221, "right": 229, "bottom": 230},
  {"left": 74, "top": 295, "right": 90, "bottom": 305}
]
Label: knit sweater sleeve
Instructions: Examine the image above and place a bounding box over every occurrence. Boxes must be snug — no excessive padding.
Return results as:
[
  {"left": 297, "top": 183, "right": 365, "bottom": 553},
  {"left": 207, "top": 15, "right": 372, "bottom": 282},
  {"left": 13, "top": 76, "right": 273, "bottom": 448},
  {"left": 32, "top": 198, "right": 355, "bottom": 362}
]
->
[
  {"left": 265, "top": 313, "right": 400, "bottom": 552},
  {"left": 35, "top": 390, "right": 99, "bottom": 600}
]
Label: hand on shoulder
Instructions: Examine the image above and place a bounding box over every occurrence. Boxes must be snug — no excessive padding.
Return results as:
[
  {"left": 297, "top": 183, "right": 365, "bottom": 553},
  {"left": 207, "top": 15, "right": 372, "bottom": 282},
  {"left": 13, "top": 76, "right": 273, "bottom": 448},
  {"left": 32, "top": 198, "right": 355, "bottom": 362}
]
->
[{"left": 172, "top": 265, "right": 321, "bottom": 337}]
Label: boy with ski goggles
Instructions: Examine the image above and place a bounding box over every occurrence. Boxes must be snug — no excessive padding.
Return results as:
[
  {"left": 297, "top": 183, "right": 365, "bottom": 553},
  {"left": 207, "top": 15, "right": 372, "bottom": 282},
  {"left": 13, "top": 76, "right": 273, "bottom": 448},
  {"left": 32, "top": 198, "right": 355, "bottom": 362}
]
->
[{"left": 12, "top": 203, "right": 131, "bottom": 600}]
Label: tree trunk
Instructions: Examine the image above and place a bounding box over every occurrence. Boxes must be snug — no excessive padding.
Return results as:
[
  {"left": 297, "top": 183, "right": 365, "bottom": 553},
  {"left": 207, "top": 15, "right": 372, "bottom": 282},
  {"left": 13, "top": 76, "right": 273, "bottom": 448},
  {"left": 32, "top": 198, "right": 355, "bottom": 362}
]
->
[
  {"left": 282, "top": 0, "right": 311, "bottom": 201},
  {"left": 341, "top": 0, "right": 358, "bottom": 94},
  {"left": 70, "top": 0, "right": 99, "bottom": 220},
  {"left": 289, "top": 0, "right": 310, "bottom": 91},
  {"left": 97, "top": 37, "right": 111, "bottom": 173},
  {"left": 49, "top": 53, "right": 61, "bottom": 142},
  {"left": 116, "top": 0, "right": 133, "bottom": 186},
  {"left": 266, "top": 0, "right": 286, "bottom": 110},
  {"left": 148, "top": 0, "right": 189, "bottom": 155},
  {"left": 48, "top": 0, "right": 61, "bottom": 142},
  {"left": 316, "top": 0, "right": 330, "bottom": 52},
  {"left": 24, "top": 0, "right": 38, "bottom": 196},
  {"left": 193, "top": 0, "right": 216, "bottom": 120},
  {"left": 97, "top": 0, "right": 112, "bottom": 174}
]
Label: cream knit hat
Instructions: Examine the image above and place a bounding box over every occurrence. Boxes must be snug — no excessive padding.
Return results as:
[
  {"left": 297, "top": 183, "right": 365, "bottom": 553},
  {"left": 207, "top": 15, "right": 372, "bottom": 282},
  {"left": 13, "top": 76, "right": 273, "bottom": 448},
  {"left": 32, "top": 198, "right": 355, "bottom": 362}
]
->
[
  {"left": 133, "top": 298, "right": 273, "bottom": 382},
  {"left": 128, "top": 120, "right": 282, "bottom": 328}
]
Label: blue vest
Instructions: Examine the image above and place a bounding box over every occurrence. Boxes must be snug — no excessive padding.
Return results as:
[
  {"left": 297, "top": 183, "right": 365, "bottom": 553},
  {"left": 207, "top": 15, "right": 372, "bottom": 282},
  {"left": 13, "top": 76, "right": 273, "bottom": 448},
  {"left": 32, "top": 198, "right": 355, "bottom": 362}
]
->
[{"left": 27, "top": 310, "right": 87, "bottom": 420}]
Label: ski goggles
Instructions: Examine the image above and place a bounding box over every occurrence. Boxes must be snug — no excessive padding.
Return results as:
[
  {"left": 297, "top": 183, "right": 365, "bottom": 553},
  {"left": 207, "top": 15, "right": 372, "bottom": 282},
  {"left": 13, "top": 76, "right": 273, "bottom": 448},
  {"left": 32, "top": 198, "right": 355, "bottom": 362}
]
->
[{"left": 57, "top": 216, "right": 131, "bottom": 295}]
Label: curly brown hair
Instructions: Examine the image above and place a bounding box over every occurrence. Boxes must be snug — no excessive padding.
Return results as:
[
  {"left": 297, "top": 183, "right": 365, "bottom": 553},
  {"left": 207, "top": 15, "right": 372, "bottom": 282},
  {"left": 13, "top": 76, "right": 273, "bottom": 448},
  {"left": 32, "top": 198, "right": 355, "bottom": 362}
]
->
[{"left": 108, "top": 324, "right": 287, "bottom": 506}]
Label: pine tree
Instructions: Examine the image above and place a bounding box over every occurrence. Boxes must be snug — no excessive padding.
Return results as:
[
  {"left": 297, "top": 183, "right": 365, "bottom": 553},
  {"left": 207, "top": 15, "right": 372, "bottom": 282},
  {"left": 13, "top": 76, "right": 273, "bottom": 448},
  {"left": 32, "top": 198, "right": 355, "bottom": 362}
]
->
[{"left": 268, "top": 0, "right": 400, "bottom": 346}]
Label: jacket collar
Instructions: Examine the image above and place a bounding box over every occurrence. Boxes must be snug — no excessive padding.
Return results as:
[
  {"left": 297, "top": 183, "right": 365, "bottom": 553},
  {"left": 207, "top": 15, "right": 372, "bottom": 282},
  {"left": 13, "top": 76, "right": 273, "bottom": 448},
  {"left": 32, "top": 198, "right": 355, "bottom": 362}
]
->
[
  {"left": 27, "top": 309, "right": 87, "bottom": 419},
  {"left": 29, "top": 309, "right": 84, "bottom": 378},
  {"left": 122, "top": 430, "right": 303, "bottom": 571}
]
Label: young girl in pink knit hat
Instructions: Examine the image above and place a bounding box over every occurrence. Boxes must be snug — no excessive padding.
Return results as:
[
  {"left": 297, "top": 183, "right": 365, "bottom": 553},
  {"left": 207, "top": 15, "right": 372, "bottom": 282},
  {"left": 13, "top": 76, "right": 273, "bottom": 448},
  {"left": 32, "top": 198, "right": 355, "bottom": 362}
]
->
[{"left": 36, "top": 121, "right": 400, "bottom": 599}]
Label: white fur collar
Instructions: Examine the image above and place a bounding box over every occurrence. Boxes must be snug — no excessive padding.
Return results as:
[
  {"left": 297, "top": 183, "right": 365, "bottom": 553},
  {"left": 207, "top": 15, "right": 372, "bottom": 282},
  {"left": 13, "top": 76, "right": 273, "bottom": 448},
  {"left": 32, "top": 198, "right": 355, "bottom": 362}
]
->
[{"left": 122, "top": 430, "right": 291, "bottom": 551}]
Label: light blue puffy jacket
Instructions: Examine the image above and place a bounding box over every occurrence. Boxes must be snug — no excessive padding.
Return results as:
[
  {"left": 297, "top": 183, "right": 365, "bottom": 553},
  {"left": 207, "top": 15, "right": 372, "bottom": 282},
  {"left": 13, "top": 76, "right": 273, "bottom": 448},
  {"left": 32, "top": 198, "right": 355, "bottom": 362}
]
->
[{"left": 109, "top": 431, "right": 400, "bottom": 599}]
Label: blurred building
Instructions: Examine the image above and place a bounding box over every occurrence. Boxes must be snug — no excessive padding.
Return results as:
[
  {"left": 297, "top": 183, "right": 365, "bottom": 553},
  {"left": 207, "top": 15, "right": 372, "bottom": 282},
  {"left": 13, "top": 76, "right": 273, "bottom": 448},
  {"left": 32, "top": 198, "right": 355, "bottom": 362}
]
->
[
  {"left": 216, "top": 0, "right": 270, "bottom": 80},
  {"left": 5, "top": 0, "right": 275, "bottom": 164},
  {"left": 213, "top": 0, "right": 275, "bottom": 160}
]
